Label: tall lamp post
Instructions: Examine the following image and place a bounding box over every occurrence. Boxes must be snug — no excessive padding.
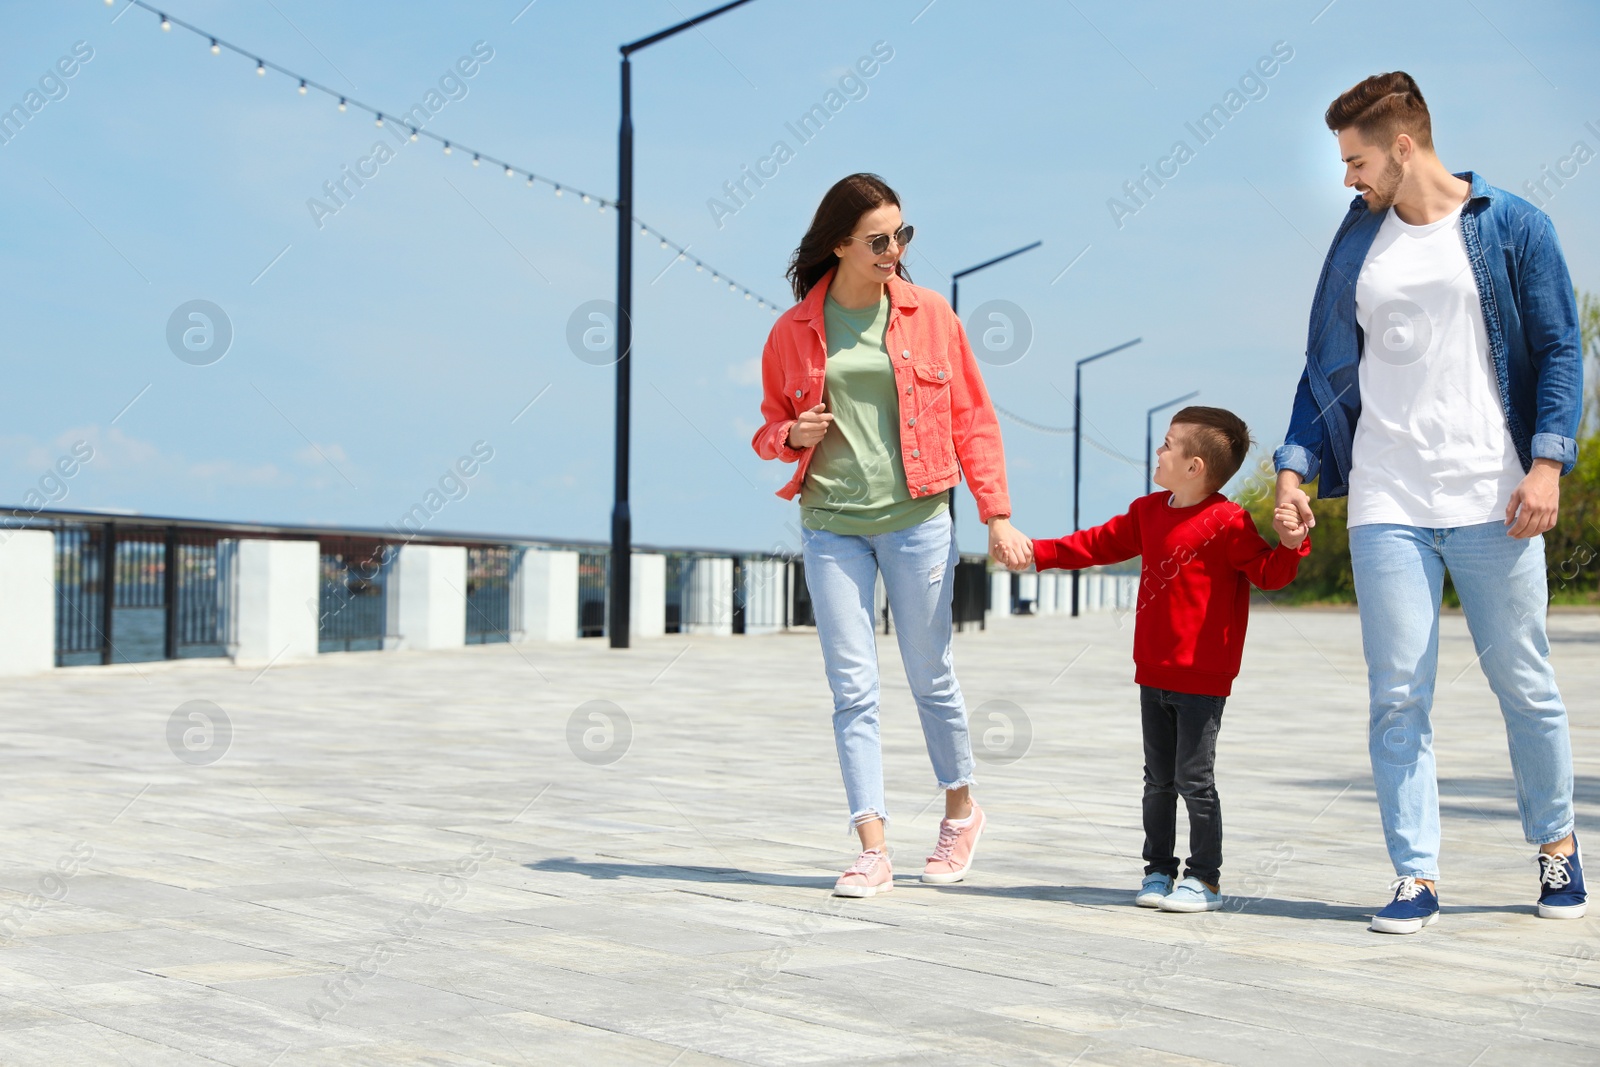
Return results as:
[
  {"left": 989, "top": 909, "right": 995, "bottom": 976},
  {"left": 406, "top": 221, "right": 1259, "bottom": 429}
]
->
[
  {"left": 950, "top": 240, "right": 1041, "bottom": 315},
  {"left": 949, "top": 240, "right": 1040, "bottom": 543},
  {"left": 611, "top": 0, "right": 757, "bottom": 649},
  {"left": 1072, "top": 338, "right": 1141, "bottom": 616},
  {"left": 1146, "top": 391, "right": 1199, "bottom": 495}
]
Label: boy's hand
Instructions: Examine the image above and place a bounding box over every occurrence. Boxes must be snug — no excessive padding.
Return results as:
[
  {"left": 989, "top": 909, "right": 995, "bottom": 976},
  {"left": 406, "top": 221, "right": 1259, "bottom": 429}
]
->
[
  {"left": 1273, "top": 503, "right": 1308, "bottom": 550},
  {"left": 988, "top": 518, "right": 1032, "bottom": 570}
]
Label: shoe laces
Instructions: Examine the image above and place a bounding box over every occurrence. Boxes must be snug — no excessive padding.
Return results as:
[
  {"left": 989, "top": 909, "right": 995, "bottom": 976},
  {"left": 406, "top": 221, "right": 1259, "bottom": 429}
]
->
[
  {"left": 1538, "top": 851, "right": 1573, "bottom": 890},
  {"left": 844, "top": 849, "right": 883, "bottom": 877},
  {"left": 928, "top": 822, "right": 961, "bottom": 864},
  {"left": 1389, "top": 875, "right": 1425, "bottom": 902}
]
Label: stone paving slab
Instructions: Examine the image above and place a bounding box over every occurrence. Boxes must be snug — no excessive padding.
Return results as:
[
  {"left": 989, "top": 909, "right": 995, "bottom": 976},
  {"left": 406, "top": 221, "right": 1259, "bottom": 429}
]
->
[{"left": 0, "top": 607, "right": 1596, "bottom": 1064}]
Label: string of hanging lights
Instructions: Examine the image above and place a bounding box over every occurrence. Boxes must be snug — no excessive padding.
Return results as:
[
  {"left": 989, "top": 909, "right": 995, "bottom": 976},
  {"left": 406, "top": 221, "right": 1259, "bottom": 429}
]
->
[{"left": 117, "top": 0, "right": 785, "bottom": 314}]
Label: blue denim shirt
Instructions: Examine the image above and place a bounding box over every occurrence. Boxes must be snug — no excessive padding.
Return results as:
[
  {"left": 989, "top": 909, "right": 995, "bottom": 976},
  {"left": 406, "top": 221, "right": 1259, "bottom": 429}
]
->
[{"left": 1274, "top": 172, "right": 1582, "bottom": 497}]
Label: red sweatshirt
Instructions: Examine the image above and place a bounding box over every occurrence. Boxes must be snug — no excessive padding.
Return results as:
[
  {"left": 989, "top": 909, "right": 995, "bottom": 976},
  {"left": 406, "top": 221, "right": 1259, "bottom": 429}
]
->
[{"left": 1032, "top": 492, "right": 1309, "bottom": 697}]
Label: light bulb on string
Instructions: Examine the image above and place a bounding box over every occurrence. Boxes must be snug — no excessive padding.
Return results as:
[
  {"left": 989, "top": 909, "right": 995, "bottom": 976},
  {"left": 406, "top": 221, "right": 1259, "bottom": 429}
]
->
[
  {"left": 209, "top": 39, "right": 219, "bottom": 54},
  {"left": 338, "top": 97, "right": 346, "bottom": 111},
  {"left": 505, "top": 166, "right": 514, "bottom": 178},
  {"left": 729, "top": 283, "right": 737, "bottom": 292},
  {"left": 639, "top": 225, "right": 649, "bottom": 237},
  {"left": 256, "top": 60, "right": 266, "bottom": 76},
  {"left": 442, "top": 142, "right": 451, "bottom": 154},
  {"left": 409, "top": 128, "right": 418, "bottom": 141},
  {"left": 580, "top": 194, "right": 590, "bottom": 203},
  {"left": 472, "top": 154, "right": 480, "bottom": 167},
  {"left": 160, "top": 15, "right": 171, "bottom": 31},
  {"left": 298, "top": 80, "right": 307, "bottom": 95},
  {"left": 374, "top": 114, "right": 383, "bottom": 128},
  {"left": 744, "top": 292, "right": 751, "bottom": 300},
  {"left": 598, "top": 201, "right": 606, "bottom": 213},
  {"left": 526, "top": 176, "right": 534, "bottom": 187},
  {"left": 553, "top": 185, "right": 562, "bottom": 196},
  {"left": 695, "top": 263, "right": 703, "bottom": 272}
]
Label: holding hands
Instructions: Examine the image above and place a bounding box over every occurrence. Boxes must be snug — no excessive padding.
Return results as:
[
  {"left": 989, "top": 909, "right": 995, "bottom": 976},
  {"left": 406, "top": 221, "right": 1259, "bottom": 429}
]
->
[
  {"left": 989, "top": 517, "right": 1034, "bottom": 571},
  {"left": 1272, "top": 502, "right": 1310, "bottom": 550}
]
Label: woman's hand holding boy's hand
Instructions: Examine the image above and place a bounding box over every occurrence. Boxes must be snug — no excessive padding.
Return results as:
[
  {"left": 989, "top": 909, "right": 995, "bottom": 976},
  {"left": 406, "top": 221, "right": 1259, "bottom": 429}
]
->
[
  {"left": 989, "top": 518, "right": 1034, "bottom": 571},
  {"left": 1273, "top": 503, "right": 1309, "bottom": 550}
]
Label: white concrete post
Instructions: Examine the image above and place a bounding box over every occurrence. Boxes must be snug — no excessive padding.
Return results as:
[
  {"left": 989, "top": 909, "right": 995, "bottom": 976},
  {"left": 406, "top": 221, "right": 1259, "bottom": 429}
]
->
[
  {"left": 1036, "top": 572, "right": 1058, "bottom": 615},
  {"left": 516, "top": 550, "right": 578, "bottom": 642},
  {"left": 1018, "top": 573, "right": 1038, "bottom": 614},
  {"left": 234, "top": 539, "right": 320, "bottom": 665},
  {"left": 989, "top": 571, "right": 1010, "bottom": 616},
  {"left": 0, "top": 530, "right": 55, "bottom": 676},
  {"left": 631, "top": 552, "right": 666, "bottom": 639},
  {"left": 393, "top": 545, "right": 467, "bottom": 651},
  {"left": 740, "top": 559, "right": 785, "bottom": 635},
  {"left": 681, "top": 556, "right": 731, "bottom": 636}
]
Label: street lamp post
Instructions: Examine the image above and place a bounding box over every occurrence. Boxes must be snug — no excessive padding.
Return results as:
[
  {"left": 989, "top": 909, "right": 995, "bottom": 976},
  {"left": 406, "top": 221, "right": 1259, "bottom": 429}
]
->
[
  {"left": 949, "top": 240, "right": 1040, "bottom": 546},
  {"left": 1145, "top": 390, "right": 1199, "bottom": 496},
  {"left": 1071, "top": 338, "right": 1141, "bottom": 616},
  {"left": 610, "top": 0, "right": 757, "bottom": 649},
  {"left": 950, "top": 240, "right": 1041, "bottom": 315}
]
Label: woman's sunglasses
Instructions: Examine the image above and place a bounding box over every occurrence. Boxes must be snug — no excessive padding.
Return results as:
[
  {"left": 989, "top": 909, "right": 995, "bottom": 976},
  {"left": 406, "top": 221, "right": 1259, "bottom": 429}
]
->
[{"left": 846, "top": 224, "right": 914, "bottom": 257}]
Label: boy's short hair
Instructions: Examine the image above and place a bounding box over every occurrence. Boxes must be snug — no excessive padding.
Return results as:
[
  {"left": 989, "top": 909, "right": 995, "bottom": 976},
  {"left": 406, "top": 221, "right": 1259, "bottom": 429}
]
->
[
  {"left": 1172, "top": 406, "right": 1252, "bottom": 491},
  {"left": 1324, "top": 71, "right": 1433, "bottom": 150}
]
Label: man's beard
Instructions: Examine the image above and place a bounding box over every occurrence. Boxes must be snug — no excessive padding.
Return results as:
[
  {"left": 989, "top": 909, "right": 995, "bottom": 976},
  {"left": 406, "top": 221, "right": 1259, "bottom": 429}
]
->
[{"left": 1357, "top": 155, "right": 1404, "bottom": 214}]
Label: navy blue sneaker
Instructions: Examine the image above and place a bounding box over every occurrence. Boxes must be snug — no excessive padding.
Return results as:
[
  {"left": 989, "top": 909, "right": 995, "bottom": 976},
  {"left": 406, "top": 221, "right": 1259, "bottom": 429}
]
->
[
  {"left": 1370, "top": 876, "right": 1440, "bottom": 934},
  {"left": 1537, "top": 835, "right": 1587, "bottom": 920}
]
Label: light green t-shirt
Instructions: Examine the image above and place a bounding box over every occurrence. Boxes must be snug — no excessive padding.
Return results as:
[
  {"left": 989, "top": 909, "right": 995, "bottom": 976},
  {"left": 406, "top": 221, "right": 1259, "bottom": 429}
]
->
[{"left": 800, "top": 293, "right": 948, "bottom": 536}]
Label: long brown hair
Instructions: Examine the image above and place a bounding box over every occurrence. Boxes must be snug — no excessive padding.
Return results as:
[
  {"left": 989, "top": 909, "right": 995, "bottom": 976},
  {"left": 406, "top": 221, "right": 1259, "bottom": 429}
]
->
[{"left": 786, "top": 173, "right": 912, "bottom": 302}]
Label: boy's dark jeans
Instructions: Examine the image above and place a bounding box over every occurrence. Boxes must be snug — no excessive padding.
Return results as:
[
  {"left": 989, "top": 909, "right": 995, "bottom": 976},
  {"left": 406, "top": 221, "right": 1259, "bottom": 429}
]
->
[{"left": 1140, "top": 685, "right": 1226, "bottom": 887}]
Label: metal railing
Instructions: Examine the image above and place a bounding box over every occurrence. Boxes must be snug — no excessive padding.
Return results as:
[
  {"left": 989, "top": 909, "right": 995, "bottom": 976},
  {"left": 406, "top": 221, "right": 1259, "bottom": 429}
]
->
[
  {"left": 11, "top": 507, "right": 998, "bottom": 665},
  {"left": 51, "top": 523, "right": 234, "bottom": 666},
  {"left": 466, "top": 545, "right": 519, "bottom": 644},
  {"left": 319, "top": 539, "right": 391, "bottom": 653}
]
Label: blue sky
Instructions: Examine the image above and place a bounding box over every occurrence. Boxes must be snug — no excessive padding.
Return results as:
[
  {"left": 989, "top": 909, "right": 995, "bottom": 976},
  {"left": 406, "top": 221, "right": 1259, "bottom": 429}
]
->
[{"left": 4, "top": 0, "right": 1597, "bottom": 555}]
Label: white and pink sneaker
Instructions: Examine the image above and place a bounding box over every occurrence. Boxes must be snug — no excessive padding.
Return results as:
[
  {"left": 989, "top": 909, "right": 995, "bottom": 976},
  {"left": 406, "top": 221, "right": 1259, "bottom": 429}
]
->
[
  {"left": 922, "top": 802, "right": 985, "bottom": 884},
  {"left": 833, "top": 848, "right": 894, "bottom": 898}
]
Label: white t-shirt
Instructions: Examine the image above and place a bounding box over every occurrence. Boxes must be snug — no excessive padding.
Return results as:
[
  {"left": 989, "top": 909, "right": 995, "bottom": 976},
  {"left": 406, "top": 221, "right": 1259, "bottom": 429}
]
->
[{"left": 1348, "top": 203, "right": 1523, "bottom": 529}]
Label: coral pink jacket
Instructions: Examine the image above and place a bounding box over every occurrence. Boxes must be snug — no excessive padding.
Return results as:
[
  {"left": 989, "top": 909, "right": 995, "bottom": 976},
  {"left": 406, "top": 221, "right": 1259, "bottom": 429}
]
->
[{"left": 751, "top": 269, "right": 1012, "bottom": 523}]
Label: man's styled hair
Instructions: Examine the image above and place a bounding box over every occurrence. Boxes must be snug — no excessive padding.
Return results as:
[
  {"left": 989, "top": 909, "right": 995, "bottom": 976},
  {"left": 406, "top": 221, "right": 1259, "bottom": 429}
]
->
[
  {"left": 1172, "top": 406, "right": 1253, "bottom": 491},
  {"left": 1325, "top": 71, "right": 1433, "bottom": 150}
]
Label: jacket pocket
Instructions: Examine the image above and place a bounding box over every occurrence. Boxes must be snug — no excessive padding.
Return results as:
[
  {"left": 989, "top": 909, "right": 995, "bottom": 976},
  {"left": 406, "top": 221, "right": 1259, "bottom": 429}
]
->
[
  {"left": 908, "top": 362, "right": 955, "bottom": 469},
  {"left": 785, "top": 374, "right": 819, "bottom": 415}
]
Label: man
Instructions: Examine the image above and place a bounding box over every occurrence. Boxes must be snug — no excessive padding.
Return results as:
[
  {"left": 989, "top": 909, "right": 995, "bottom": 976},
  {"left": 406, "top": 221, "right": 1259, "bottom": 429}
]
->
[{"left": 1274, "top": 72, "right": 1586, "bottom": 934}]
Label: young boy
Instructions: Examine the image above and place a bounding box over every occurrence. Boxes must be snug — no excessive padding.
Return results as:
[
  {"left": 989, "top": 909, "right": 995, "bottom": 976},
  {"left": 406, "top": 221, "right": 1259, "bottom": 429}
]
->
[{"left": 1006, "top": 407, "right": 1309, "bottom": 912}]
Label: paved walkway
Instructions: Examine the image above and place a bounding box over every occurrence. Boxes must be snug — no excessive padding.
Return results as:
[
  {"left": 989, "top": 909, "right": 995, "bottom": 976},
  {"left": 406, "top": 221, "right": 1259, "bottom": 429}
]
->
[{"left": 0, "top": 606, "right": 1597, "bottom": 1065}]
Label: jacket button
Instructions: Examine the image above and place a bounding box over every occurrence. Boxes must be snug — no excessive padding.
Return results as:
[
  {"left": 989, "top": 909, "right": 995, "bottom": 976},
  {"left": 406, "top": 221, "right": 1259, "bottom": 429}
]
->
[
  {"left": 937, "top": 370, "right": 946, "bottom": 380},
  {"left": 908, "top": 417, "right": 916, "bottom": 427},
  {"left": 900, "top": 349, "right": 910, "bottom": 359},
  {"left": 911, "top": 449, "right": 920, "bottom": 459},
  {"left": 794, "top": 389, "right": 802, "bottom": 398},
  {"left": 919, "top": 485, "right": 928, "bottom": 492},
  {"left": 904, "top": 386, "right": 912, "bottom": 395}
]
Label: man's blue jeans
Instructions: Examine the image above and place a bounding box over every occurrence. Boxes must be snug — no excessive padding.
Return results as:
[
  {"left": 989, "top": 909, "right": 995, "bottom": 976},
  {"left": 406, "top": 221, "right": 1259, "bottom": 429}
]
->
[
  {"left": 1350, "top": 521, "right": 1575, "bottom": 880},
  {"left": 801, "top": 510, "right": 976, "bottom": 832}
]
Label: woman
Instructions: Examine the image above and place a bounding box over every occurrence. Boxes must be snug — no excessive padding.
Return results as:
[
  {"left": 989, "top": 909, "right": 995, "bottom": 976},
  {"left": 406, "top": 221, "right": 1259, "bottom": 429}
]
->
[{"left": 752, "top": 173, "right": 1030, "bottom": 897}]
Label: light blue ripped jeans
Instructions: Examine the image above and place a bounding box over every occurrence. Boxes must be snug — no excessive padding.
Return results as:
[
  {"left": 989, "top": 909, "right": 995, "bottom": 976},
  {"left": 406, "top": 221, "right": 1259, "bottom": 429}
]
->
[
  {"left": 1350, "top": 521, "right": 1575, "bottom": 881},
  {"left": 801, "top": 510, "right": 976, "bottom": 832}
]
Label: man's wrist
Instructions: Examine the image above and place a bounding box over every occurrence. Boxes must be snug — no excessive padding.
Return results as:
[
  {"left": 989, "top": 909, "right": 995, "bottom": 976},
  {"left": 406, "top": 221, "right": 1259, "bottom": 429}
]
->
[
  {"left": 1275, "top": 469, "right": 1303, "bottom": 489},
  {"left": 1530, "top": 458, "right": 1562, "bottom": 478}
]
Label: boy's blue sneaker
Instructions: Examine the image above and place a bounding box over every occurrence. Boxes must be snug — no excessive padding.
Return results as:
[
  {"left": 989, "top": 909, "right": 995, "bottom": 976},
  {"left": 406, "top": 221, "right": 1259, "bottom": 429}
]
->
[
  {"left": 1135, "top": 873, "right": 1174, "bottom": 908},
  {"left": 1157, "top": 876, "right": 1222, "bottom": 912},
  {"left": 1537, "top": 836, "right": 1587, "bottom": 920},
  {"left": 1370, "top": 876, "right": 1439, "bottom": 934}
]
